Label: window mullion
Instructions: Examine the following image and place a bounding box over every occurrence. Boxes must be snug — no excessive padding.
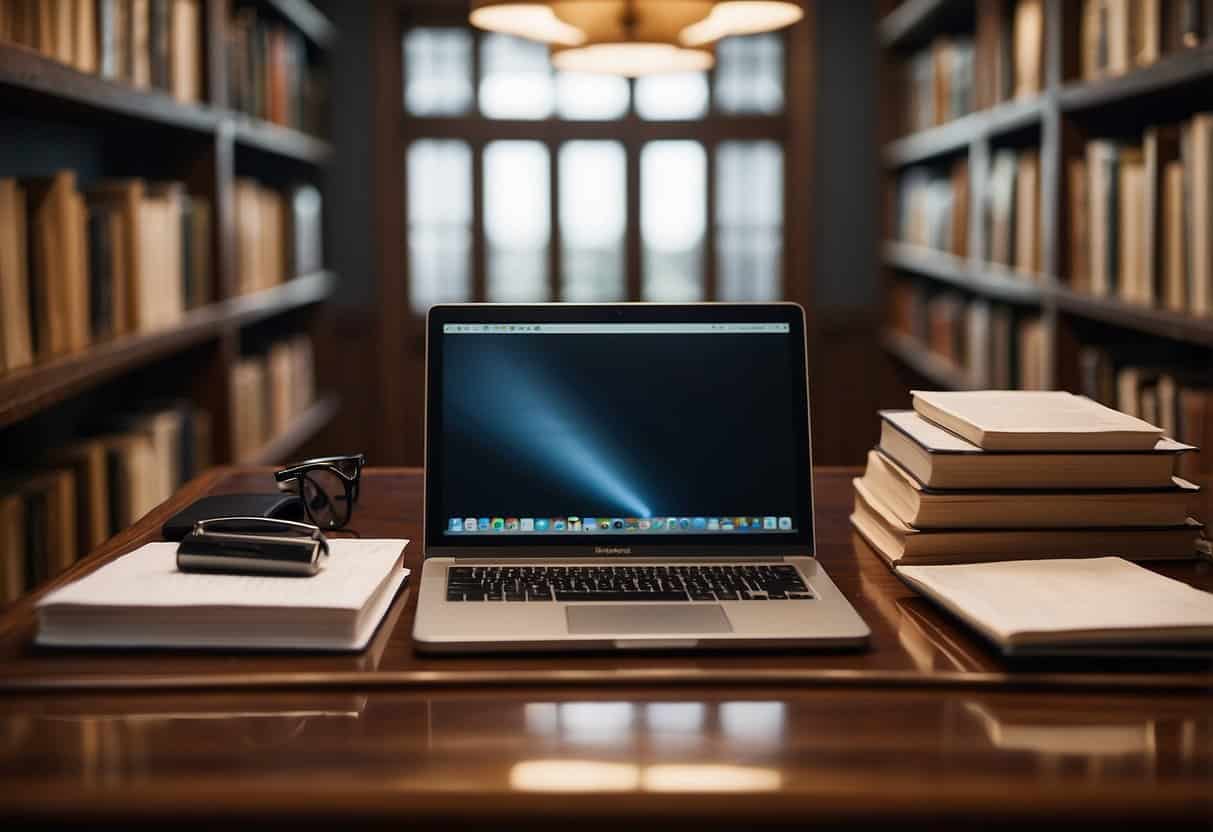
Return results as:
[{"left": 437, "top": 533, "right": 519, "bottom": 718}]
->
[
  {"left": 470, "top": 31, "right": 486, "bottom": 302},
  {"left": 626, "top": 136, "right": 642, "bottom": 302},
  {"left": 549, "top": 137, "right": 561, "bottom": 301},
  {"left": 472, "top": 140, "right": 487, "bottom": 301},
  {"left": 705, "top": 139, "right": 719, "bottom": 302}
]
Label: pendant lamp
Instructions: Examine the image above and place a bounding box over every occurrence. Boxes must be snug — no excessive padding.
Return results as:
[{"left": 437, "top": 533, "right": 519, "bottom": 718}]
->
[{"left": 469, "top": 0, "right": 804, "bottom": 75}]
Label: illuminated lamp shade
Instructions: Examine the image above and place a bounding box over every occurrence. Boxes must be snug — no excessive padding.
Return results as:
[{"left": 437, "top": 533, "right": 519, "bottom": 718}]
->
[
  {"left": 552, "top": 42, "right": 714, "bottom": 75},
  {"left": 548, "top": 0, "right": 716, "bottom": 76},
  {"left": 469, "top": 1, "right": 586, "bottom": 46},
  {"left": 681, "top": 1, "right": 805, "bottom": 47}
]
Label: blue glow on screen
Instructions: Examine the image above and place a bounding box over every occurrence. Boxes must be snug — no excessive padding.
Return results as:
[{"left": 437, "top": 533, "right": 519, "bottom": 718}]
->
[{"left": 438, "top": 328, "right": 802, "bottom": 535}]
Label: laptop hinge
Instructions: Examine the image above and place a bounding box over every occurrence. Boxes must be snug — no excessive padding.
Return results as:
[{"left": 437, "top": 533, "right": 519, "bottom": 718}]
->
[{"left": 443, "top": 555, "right": 810, "bottom": 564}]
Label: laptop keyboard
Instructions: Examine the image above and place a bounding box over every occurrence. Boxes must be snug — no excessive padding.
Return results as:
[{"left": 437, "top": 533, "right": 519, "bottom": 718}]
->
[{"left": 445, "top": 564, "right": 814, "bottom": 602}]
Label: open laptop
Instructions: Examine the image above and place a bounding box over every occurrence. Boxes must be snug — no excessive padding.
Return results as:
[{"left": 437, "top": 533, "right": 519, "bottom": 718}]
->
[{"left": 412, "top": 303, "right": 870, "bottom": 653}]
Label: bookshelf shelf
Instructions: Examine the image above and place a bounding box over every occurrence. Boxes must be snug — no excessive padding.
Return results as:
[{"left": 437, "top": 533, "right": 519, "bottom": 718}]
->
[
  {"left": 245, "top": 393, "right": 340, "bottom": 465},
  {"left": 1059, "top": 46, "right": 1213, "bottom": 113},
  {"left": 262, "top": 0, "right": 337, "bottom": 51},
  {"left": 884, "top": 242, "right": 1046, "bottom": 305},
  {"left": 883, "top": 96, "right": 1043, "bottom": 168},
  {"left": 0, "top": 273, "right": 336, "bottom": 432},
  {"left": 881, "top": 330, "right": 975, "bottom": 391},
  {"left": 0, "top": 43, "right": 219, "bottom": 133},
  {"left": 1052, "top": 285, "right": 1213, "bottom": 349},
  {"left": 0, "top": 308, "right": 228, "bottom": 432},
  {"left": 231, "top": 117, "right": 333, "bottom": 165},
  {"left": 879, "top": 0, "right": 969, "bottom": 49},
  {"left": 228, "top": 271, "right": 337, "bottom": 328}
]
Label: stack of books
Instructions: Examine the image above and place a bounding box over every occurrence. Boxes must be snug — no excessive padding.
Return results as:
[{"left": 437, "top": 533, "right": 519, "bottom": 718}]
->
[{"left": 852, "top": 390, "right": 1203, "bottom": 567}]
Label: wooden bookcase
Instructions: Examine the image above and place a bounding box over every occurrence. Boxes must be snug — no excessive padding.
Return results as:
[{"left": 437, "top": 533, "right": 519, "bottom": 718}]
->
[
  {"left": 878, "top": 0, "right": 1213, "bottom": 393},
  {"left": 0, "top": 0, "right": 338, "bottom": 466}
]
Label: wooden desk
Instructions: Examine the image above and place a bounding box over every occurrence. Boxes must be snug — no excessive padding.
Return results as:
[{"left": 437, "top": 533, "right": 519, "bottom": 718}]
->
[{"left": 1, "top": 468, "right": 1211, "bottom": 828}]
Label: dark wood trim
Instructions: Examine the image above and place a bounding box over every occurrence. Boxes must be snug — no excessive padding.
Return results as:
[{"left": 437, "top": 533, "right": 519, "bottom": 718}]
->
[
  {"left": 881, "top": 330, "right": 975, "bottom": 391},
  {"left": 244, "top": 393, "right": 340, "bottom": 464},
  {"left": 403, "top": 115, "right": 788, "bottom": 143},
  {"left": 374, "top": 1, "right": 412, "bottom": 464}
]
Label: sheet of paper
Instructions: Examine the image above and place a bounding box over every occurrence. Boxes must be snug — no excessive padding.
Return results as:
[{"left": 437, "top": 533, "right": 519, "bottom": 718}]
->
[
  {"left": 38, "top": 540, "right": 410, "bottom": 611},
  {"left": 897, "top": 557, "right": 1213, "bottom": 641}
]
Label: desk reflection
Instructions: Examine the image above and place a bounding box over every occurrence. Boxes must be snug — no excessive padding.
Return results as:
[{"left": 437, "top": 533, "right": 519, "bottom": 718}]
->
[{"left": 0, "top": 688, "right": 1209, "bottom": 803}]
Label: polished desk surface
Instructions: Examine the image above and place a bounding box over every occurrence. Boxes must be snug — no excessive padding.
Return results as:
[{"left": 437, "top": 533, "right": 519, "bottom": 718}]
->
[{"left": 0, "top": 467, "right": 1211, "bottom": 828}]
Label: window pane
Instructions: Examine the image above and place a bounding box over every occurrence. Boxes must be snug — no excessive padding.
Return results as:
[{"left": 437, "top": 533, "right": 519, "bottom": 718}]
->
[
  {"left": 403, "top": 28, "right": 473, "bottom": 116},
  {"left": 556, "top": 72, "right": 630, "bottom": 120},
  {"left": 717, "top": 141, "right": 784, "bottom": 301},
  {"left": 635, "top": 73, "right": 709, "bottom": 120},
  {"left": 485, "top": 141, "right": 550, "bottom": 301},
  {"left": 715, "top": 34, "right": 784, "bottom": 115},
  {"left": 642, "top": 141, "right": 705, "bottom": 301},
  {"left": 560, "top": 142, "right": 625, "bottom": 301},
  {"left": 480, "top": 34, "right": 554, "bottom": 120},
  {"left": 407, "top": 140, "right": 472, "bottom": 312}
]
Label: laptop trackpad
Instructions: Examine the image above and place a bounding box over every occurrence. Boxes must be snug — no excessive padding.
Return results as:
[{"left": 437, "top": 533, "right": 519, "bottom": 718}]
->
[{"left": 566, "top": 605, "right": 732, "bottom": 635}]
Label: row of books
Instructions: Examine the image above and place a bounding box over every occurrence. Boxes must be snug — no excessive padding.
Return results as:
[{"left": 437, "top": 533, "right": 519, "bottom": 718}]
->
[
  {"left": 234, "top": 179, "right": 324, "bottom": 297},
  {"left": 1080, "top": 0, "right": 1213, "bottom": 81},
  {"left": 853, "top": 392, "right": 1201, "bottom": 568},
  {"left": 0, "top": 401, "right": 211, "bottom": 604},
  {"left": 1078, "top": 345, "right": 1212, "bottom": 487},
  {"left": 891, "top": 144, "right": 1041, "bottom": 278},
  {"left": 986, "top": 147, "right": 1041, "bottom": 277},
  {"left": 0, "top": 0, "right": 203, "bottom": 103},
  {"left": 892, "top": 160, "right": 971, "bottom": 258},
  {"left": 899, "top": 36, "right": 976, "bottom": 135},
  {"left": 889, "top": 281, "right": 1052, "bottom": 390},
  {"left": 0, "top": 172, "right": 211, "bottom": 375},
  {"left": 1067, "top": 117, "right": 1213, "bottom": 317},
  {"left": 226, "top": 7, "right": 328, "bottom": 136},
  {"left": 229, "top": 334, "right": 316, "bottom": 462},
  {"left": 897, "top": 0, "right": 1044, "bottom": 135},
  {"left": 977, "top": 0, "right": 1045, "bottom": 108}
]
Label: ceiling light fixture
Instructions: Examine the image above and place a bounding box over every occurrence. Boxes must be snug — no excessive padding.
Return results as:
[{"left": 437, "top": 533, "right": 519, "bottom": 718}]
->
[{"left": 469, "top": 0, "right": 804, "bottom": 76}]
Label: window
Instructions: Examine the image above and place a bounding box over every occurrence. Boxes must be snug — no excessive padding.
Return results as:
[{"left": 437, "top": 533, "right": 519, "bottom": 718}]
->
[{"left": 402, "top": 26, "right": 788, "bottom": 314}]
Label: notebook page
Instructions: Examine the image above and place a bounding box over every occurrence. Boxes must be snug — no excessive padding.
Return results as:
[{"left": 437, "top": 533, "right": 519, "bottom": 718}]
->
[
  {"left": 897, "top": 557, "right": 1213, "bottom": 641},
  {"left": 38, "top": 540, "right": 409, "bottom": 611}
]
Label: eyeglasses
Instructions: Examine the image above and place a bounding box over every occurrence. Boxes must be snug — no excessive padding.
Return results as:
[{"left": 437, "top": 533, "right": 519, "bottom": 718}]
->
[{"left": 274, "top": 454, "right": 366, "bottom": 530}]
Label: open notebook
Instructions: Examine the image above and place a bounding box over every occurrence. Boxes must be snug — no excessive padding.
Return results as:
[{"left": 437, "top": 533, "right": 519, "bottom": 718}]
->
[
  {"left": 36, "top": 540, "right": 410, "bottom": 651},
  {"left": 897, "top": 557, "right": 1213, "bottom": 657}
]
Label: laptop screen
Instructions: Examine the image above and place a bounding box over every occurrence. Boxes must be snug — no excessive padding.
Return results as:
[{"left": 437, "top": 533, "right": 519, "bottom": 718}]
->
[{"left": 425, "top": 306, "right": 813, "bottom": 556}]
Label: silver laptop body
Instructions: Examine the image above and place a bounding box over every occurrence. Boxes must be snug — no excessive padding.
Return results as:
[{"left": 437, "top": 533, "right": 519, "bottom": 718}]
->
[{"left": 412, "top": 303, "right": 870, "bottom": 653}]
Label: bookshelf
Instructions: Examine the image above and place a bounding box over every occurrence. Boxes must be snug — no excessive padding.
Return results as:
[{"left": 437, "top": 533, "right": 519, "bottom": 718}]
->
[
  {"left": 0, "top": 1, "right": 338, "bottom": 602},
  {"left": 880, "top": 0, "right": 1213, "bottom": 534},
  {"left": 880, "top": 0, "right": 1213, "bottom": 388}
]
